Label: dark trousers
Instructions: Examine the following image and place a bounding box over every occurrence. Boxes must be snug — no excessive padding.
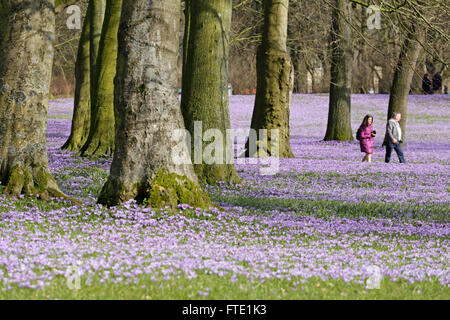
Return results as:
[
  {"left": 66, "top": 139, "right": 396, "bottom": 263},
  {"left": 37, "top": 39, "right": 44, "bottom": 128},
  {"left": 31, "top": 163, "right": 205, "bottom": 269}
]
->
[{"left": 385, "top": 142, "right": 405, "bottom": 163}]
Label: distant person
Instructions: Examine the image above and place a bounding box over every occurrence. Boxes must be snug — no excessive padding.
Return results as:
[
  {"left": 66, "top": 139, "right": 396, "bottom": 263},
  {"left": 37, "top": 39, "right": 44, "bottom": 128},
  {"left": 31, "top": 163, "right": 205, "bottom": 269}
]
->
[
  {"left": 383, "top": 112, "right": 405, "bottom": 163},
  {"left": 445, "top": 85, "right": 448, "bottom": 95},
  {"left": 422, "top": 73, "right": 432, "bottom": 94},
  {"left": 432, "top": 72, "right": 442, "bottom": 93},
  {"left": 357, "top": 115, "right": 376, "bottom": 163}
]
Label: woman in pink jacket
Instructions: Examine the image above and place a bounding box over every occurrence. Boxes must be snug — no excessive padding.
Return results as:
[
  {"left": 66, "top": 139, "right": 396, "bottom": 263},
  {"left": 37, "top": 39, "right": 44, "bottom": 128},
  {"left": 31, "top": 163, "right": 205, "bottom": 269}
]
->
[{"left": 357, "top": 115, "right": 376, "bottom": 162}]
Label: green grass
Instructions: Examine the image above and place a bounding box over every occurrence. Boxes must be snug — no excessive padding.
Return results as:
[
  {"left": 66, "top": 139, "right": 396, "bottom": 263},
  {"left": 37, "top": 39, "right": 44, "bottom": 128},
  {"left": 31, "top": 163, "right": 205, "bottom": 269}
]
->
[
  {"left": 1, "top": 273, "right": 448, "bottom": 300},
  {"left": 209, "top": 193, "right": 450, "bottom": 222}
]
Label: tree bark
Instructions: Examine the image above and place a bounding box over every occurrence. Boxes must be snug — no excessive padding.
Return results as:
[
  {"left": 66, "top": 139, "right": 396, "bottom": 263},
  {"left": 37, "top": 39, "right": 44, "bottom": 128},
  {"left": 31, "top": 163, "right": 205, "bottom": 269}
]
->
[
  {"left": 386, "top": 24, "right": 423, "bottom": 145},
  {"left": 324, "top": 0, "right": 353, "bottom": 141},
  {"left": 98, "top": 0, "right": 210, "bottom": 209},
  {"left": 62, "top": 1, "right": 92, "bottom": 151},
  {"left": 89, "top": 0, "right": 105, "bottom": 98},
  {"left": 181, "top": 0, "right": 241, "bottom": 184},
  {"left": 292, "top": 49, "right": 308, "bottom": 94},
  {"left": 81, "top": 0, "right": 121, "bottom": 157},
  {"left": 244, "top": 0, "right": 294, "bottom": 158},
  {"left": 0, "top": 1, "right": 64, "bottom": 199}
]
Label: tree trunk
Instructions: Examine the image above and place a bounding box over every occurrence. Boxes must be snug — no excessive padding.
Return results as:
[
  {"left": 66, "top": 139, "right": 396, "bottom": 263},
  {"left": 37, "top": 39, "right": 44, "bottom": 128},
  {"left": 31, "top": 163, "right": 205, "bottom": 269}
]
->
[
  {"left": 98, "top": 0, "right": 210, "bottom": 209},
  {"left": 0, "top": 1, "right": 64, "bottom": 199},
  {"left": 292, "top": 49, "right": 308, "bottom": 93},
  {"left": 244, "top": 0, "right": 294, "bottom": 158},
  {"left": 81, "top": 0, "right": 121, "bottom": 157},
  {"left": 324, "top": 0, "right": 353, "bottom": 141},
  {"left": 90, "top": 0, "right": 105, "bottom": 99},
  {"left": 181, "top": 0, "right": 241, "bottom": 184},
  {"left": 387, "top": 24, "right": 423, "bottom": 145},
  {"left": 62, "top": 1, "right": 92, "bottom": 151},
  {"left": 355, "top": 5, "right": 371, "bottom": 93}
]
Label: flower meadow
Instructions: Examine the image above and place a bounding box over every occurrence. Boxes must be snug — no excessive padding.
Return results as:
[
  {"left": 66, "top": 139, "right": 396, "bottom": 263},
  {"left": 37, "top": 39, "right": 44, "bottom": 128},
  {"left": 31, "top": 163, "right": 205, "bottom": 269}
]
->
[{"left": 0, "top": 94, "right": 449, "bottom": 299}]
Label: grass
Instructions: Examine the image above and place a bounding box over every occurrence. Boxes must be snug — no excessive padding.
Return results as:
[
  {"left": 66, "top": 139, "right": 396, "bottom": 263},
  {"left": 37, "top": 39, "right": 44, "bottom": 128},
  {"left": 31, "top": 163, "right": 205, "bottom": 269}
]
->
[
  {"left": 209, "top": 192, "right": 450, "bottom": 222},
  {"left": 1, "top": 273, "right": 448, "bottom": 300}
]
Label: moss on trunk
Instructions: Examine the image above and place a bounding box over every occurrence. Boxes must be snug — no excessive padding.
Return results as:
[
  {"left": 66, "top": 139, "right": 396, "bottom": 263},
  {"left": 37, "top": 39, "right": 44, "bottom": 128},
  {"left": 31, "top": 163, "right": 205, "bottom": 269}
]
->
[
  {"left": 81, "top": 0, "right": 121, "bottom": 157},
  {"left": 181, "top": 0, "right": 241, "bottom": 185},
  {"left": 98, "top": 0, "right": 211, "bottom": 209},
  {"left": 244, "top": 0, "right": 294, "bottom": 158},
  {"left": 62, "top": 1, "right": 92, "bottom": 151},
  {"left": 0, "top": 1, "right": 78, "bottom": 204}
]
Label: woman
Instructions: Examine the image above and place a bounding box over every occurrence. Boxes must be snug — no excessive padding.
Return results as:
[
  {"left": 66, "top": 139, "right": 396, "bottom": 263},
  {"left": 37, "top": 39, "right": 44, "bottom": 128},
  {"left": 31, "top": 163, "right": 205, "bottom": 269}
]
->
[{"left": 358, "top": 115, "right": 376, "bottom": 162}]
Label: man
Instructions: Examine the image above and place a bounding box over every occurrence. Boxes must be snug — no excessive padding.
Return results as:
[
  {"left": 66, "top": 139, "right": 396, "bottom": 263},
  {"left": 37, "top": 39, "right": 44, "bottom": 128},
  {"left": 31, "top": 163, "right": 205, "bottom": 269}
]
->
[
  {"left": 422, "top": 73, "right": 432, "bottom": 94},
  {"left": 432, "top": 72, "right": 442, "bottom": 94},
  {"left": 383, "top": 112, "right": 405, "bottom": 163}
]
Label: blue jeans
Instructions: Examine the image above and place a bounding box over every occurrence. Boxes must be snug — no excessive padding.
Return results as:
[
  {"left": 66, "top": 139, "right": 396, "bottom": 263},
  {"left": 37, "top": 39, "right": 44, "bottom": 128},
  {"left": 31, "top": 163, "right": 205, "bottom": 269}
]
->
[{"left": 385, "top": 142, "right": 405, "bottom": 163}]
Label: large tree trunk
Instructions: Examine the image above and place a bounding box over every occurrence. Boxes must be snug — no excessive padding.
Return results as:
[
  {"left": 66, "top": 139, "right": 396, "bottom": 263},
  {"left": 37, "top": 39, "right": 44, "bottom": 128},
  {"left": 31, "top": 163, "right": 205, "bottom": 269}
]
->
[
  {"left": 387, "top": 24, "right": 423, "bottom": 145},
  {"left": 244, "top": 0, "right": 294, "bottom": 158},
  {"left": 81, "top": 0, "right": 121, "bottom": 157},
  {"left": 62, "top": 1, "right": 92, "bottom": 151},
  {"left": 181, "top": 0, "right": 240, "bottom": 184},
  {"left": 324, "top": 0, "right": 353, "bottom": 141},
  {"left": 98, "top": 0, "right": 210, "bottom": 209},
  {"left": 0, "top": 1, "right": 63, "bottom": 199}
]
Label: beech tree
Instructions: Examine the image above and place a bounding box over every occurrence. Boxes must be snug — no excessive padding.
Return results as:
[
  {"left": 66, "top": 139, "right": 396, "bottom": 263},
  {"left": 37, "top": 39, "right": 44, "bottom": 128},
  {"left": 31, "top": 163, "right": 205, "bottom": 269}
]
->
[
  {"left": 62, "top": 0, "right": 105, "bottom": 152},
  {"left": 62, "top": 0, "right": 93, "bottom": 151},
  {"left": 181, "top": 0, "right": 241, "bottom": 185},
  {"left": 244, "top": 0, "right": 294, "bottom": 158},
  {"left": 98, "top": 0, "right": 210, "bottom": 208},
  {"left": 324, "top": 0, "right": 354, "bottom": 141},
  {"left": 0, "top": 0, "right": 73, "bottom": 198},
  {"left": 80, "top": 0, "right": 121, "bottom": 156},
  {"left": 386, "top": 23, "right": 424, "bottom": 144}
]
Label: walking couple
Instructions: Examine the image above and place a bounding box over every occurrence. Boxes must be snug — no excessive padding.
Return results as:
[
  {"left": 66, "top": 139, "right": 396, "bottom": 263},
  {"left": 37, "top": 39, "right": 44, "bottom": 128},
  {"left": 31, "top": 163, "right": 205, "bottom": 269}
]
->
[{"left": 357, "top": 112, "right": 405, "bottom": 163}]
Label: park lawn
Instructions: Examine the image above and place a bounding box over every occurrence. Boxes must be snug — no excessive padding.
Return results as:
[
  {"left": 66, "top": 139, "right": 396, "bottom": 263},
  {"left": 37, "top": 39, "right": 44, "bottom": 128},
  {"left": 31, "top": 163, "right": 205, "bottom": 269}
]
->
[
  {"left": 0, "top": 95, "right": 448, "bottom": 300},
  {"left": 1, "top": 273, "right": 448, "bottom": 300},
  {"left": 0, "top": 195, "right": 448, "bottom": 300}
]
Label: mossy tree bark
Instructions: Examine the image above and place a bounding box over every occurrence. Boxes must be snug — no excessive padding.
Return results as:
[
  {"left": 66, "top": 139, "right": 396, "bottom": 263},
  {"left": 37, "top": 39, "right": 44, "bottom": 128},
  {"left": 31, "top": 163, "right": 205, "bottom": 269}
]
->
[
  {"left": 244, "top": 0, "right": 294, "bottom": 158},
  {"left": 324, "top": 0, "right": 354, "bottom": 142},
  {"left": 386, "top": 24, "right": 423, "bottom": 145},
  {"left": 89, "top": 0, "right": 105, "bottom": 98},
  {"left": 181, "top": 0, "right": 241, "bottom": 184},
  {"left": 62, "top": 1, "right": 92, "bottom": 151},
  {"left": 0, "top": 1, "right": 64, "bottom": 199},
  {"left": 80, "top": 0, "right": 121, "bottom": 157},
  {"left": 98, "top": 0, "right": 210, "bottom": 209}
]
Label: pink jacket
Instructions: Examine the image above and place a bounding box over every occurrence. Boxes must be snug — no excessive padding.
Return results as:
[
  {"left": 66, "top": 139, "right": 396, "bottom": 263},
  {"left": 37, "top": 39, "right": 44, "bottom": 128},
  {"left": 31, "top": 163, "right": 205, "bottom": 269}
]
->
[{"left": 359, "top": 124, "right": 374, "bottom": 154}]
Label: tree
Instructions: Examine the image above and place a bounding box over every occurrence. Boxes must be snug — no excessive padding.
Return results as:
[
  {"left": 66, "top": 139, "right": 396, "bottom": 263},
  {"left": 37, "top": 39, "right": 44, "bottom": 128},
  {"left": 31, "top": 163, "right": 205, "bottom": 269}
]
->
[
  {"left": 98, "top": 0, "right": 210, "bottom": 209},
  {"left": 386, "top": 23, "right": 424, "bottom": 144},
  {"left": 0, "top": 1, "right": 63, "bottom": 199},
  {"left": 62, "top": 1, "right": 93, "bottom": 151},
  {"left": 80, "top": 0, "right": 121, "bottom": 156},
  {"left": 181, "top": 0, "right": 240, "bottom": 184},
  {"left": 324, "top": 0, "right": 354, "bottom": 142},
  {"left": 243, "top": 0, "right": 294, "bottom": 158}
]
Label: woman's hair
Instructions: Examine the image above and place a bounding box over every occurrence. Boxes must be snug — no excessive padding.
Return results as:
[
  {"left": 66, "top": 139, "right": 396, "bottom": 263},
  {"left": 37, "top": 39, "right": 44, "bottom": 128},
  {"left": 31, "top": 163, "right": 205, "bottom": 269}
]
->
[{"left": 361, "top": 114, "right": 373, "bottom": 128}]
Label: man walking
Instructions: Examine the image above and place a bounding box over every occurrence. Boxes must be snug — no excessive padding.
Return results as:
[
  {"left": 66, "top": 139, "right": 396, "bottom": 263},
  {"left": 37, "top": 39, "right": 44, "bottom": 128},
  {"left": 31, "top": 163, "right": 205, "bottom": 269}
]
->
[{"left": 383, "top": 112, "right": 405, "bottom": 163}]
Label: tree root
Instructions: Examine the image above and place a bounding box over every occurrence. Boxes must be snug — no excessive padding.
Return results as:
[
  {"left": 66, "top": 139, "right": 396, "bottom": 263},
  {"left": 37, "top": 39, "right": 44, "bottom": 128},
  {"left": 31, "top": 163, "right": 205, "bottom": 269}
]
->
[{"left": 2, "top": 164, "right": 81, "bottom": 205}]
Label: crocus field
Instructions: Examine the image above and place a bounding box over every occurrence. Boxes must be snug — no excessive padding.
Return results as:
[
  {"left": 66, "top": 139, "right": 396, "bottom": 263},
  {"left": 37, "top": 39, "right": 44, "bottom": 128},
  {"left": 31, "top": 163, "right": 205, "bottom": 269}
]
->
[{"left": 0, "top": 94, "right": 448, "bottom": 299}]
